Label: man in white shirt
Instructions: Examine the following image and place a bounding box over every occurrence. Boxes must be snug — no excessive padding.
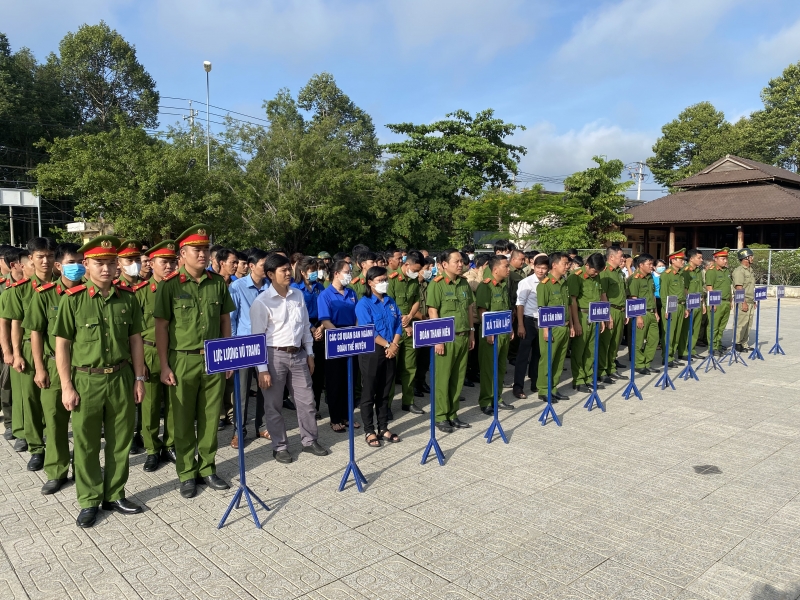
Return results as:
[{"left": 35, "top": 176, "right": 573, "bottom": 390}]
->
[
  {"left": 250, "top": 254, "right": 329, "bottom": 463},
  {"left": 512, "top": 254, "right": 551, "bottom": 399}
]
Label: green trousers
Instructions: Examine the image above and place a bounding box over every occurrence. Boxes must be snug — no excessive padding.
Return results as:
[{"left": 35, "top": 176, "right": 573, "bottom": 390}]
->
[
  {"left": 677, "top": 307, "right": 702, "bottom": 358},
  {"left": 634, "top": 313, "right": 659, "bottom": 369},
  {"left": 169, "top": 351, "right": 225, "bottom": 482},
  {"left": 41, "top": 358, "right": 70, "bottom": 481},
  {"left": 598, "top": 307, "right": 624, "bottom": 377},
  {"left": 395, "top": 332, "right": 417, "bottom": 407},
  {"left": 537, "top": 325, "right": 569, "bottom": 397},
  {"left": 71, "top": 365, "right": 135, "bottom": 508},
  {"left": 0, "top": 362, "right": 11, "bottom": 429},
  {"left": 433, "top": 334, "right": 469, "bottom": 422},
  {"left": 661, "top": 308, "right": 685, "bottom": 362},
  {"left": 478, "top": 333, "right": 509, "bottom": 408},
  {"left": 10, "top": 368, "right": 23, "bottom": 439},
  {"left": 142, "top": 344, "right": 173, "bottom": 455},
  {"left": 21, "top": 342, "right": 45, "bottom": 455},
  {"left": 709, "top": 303, "right": 731, "bottom": 352},
  {"left": 570, "top": 313, "right": 595, "bottom": 386}
]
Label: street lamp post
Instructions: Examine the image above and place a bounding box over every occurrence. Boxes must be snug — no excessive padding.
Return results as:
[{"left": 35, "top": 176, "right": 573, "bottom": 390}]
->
[{"left": 203, "top": 60, "right": 212, "bottom": 171}]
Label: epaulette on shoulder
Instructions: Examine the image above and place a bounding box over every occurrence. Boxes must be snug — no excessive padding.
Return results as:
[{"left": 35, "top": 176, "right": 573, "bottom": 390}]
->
[
  {"left": 133, "top": 281, "right": 149, "bottom": 291},
  {"left": 634, "top": 273, "right": 643, "bottom": 279},
  {"left": 0, "top": 277, "right": 6, "bottom": 284},
  {"left": 433, "top": 275, "right": 444, "bottom": 282},
  {"left": 163, "top": 271, "right": 180, "bottom": 281},
  {"left": 482, "top": 277, "right": 491, "bottom": 284},
  {"left": 388, "top": 271, "right": 399, "bottom": 279},
  {"left": 8, "top": 277, "right": 29, "bottom": 288},
  {"left": 35, "top": 282, "right": 56, "bottom": 293},
  {"left": 65, "top": 284, "right": 87, "bottom": 296},
  {"left": 117, "top": 284, "right": 134, "bottom": 293}
]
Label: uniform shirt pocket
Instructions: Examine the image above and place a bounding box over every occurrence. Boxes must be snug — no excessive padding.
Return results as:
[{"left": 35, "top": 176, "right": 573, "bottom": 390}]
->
[
  {"left": 78, "top": 316, "right": 101, "bottom": 342},
  {"left": 174, "top": 298, "right": 196, "bottom": 322}
]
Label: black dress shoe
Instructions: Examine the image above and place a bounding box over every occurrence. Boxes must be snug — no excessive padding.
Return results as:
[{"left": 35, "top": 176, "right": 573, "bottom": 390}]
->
[
  {"left": 27, "top": 453, "right": 44, "bottom": 471},
  {"left": 611, "top": 371, "right": 628, "bottom": 380},
  {"left": 161, "top": 447, "right": 177, "bottom": 464},
  {"left": 435, "top": 421, "right": 454, "bottom": 434},
  {"left": 463, "top": 379, "right": 475, "bottom": 387},
  {"left": 41, "top": 478, "right": 67, "bottom": 495},
  {"left": 539, "top": 395, "right": 559, "bottom": 404},
  {"left": 414, "top": 389, "right": 424, "bottom": 397},
  {"left": 691, "top": 353, "right": 704, "bottom": 360},
  {"left": 480, "top": 406, "right": 493, "bottom": 415},
  {"left": 458, "top": 396, "right": 466, "bottom": 402},
  {"left": 218, "top": 418, "right": 229, "bottom": 431},
  {"left": 601, "top": 376, "right": 614, "bottom": 385},
  {"left": 648, "top": 367, "right": 661, "bottom": 374},
  {"left": 667, "top": 361, "right": 679, "bottom": 368},
  {"left": 76, "top": 507, "right": 98, "bottom": 528},
  {"left": 421, "top": 382, "right": 431, "bottom": 393},
  {"left": 273, "top": 449, "right": 294, "bottom": 464},
  {"left": 553, "top": 392, "right": 568, "bottom": 401},
  {"left": 450, "top": 417, "right": 471, "bottom": 429},
  {"left": 302, "top": 441, "right": 329, "bottom": 456},
  {"left": 615, "top": 359, "right": 625, "bottom": 369},
  {"left": 283, "top": 397, "right": 297, "bottom": 411},
  {"left": 180, "top": 479, "right": 196, "bottom": 498},
  {"left": 129, "top": 432, "right": 144, "bottom": 455},
  {"left": 201, "top": 474, "right": 230, "bottom": 490},
  {"left": 143, "top": 453, "right": 160, "bottom": 472},
  {"left": 402, "top": 404, "right": 425, "bottom": 414},
  {"left": 498, "top": 401, "right": 515, "bottom": 410},
  {"left": 102, "top": 498, "right": 144, "bottom": 515},
  {"left": 13, "top": 438, "right": 27, "bottom": 452},
  {"left": 3, "top": 428, "right": 13, "bottom": 440}
]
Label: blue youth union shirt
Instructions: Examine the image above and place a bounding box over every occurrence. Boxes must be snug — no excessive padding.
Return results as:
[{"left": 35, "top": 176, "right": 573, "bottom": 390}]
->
[
  {"left": 355, "top": 294, "right": 403, "bottom": 342},
  {"left": 317, "top": 284, "right": 357, "bottom": 327}
]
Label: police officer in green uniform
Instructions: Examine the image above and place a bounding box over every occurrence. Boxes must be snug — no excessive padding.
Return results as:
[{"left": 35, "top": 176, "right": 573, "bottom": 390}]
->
[
  {"left": 659, "top": 249, "right": 689, "bottom": 367},
  {"left": 536, "top": 252, "right": 572, "bottom": 402},
  {"left": 53, "top": 235, "right": 147, "bottom": 528},
  {"left": 427, "top": 248, "right": 475, "bottom": 433},
  {"left": 678, "top": 248, "right": 706, "bottom": 359},
  {"left": 598, "top": 246, "right": 627, "bottom": 383},
  {"left": 627, "top": 254, "right": 662, "bottom": 375},
  {"left": 414, "top": 258, "right": 435, "bottom": 395},
  {"left": 154, "top": 224, "right": 235, "bottom": 499},
  {"left": 732, "top": 247, "right": 756, "bottom": 353},
  {"left": 0, "top": 247, "right": 27, "bottom": 449},
  {"left": 476, "top": 255, "right": 515, "bottom": 413},
  {"left": 7, "top": 237, "right": 56, "bottom": 471},
  {"left": 704, "top": 248, "right": 732, "bottom": 357},
  {"left": 135, "top": 241, "right": 178, "bottom": 472},
  {"left": 567, "top": 253, "right": 607, "bottom": 393},
  {"left": 348, "top": 251, "right": 375, "bottom": 299},
  {"left": 387, "top": 251, "right": 424, "bottom": 414},
  {"left": 23, "top": 243, "right": 84, "bottom": 494}
]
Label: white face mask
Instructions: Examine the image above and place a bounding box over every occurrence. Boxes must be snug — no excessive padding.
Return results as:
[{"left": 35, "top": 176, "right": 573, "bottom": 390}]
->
[
  {"left": 468, "top": 254, "right": 475, "bottom": 261},
  {"left": 340, "top": 272, "right": 352, "bottom": 285},
  {"left": 317, "top": 269, "right": 326, "bottom": 280},
  {"left": 407, "top": 269, "right": 419, "bottom": 279},
  {"left": 122, "top": 263, "right": 141, "bottom": 278},
  {"left": 505, "top": 254, "right": 511, "bottom": 260},
  {"left": 375, "top": 281, "right": 389, "bottom": 294}
]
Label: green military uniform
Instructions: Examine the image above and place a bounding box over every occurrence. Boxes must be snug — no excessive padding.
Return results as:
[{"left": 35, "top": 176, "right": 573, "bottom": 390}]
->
[
  {"left": 53, "top": 236, "right": 144, "bottom": 508},
  {"left": 426, "top": 274, "right": 474, "bottom": 423},
  {"left": 536, "top": 272, "right": 570, "bottom": 398},
  {"left": 659, "top": 252, "right": 686, "bottom": 362},
  {"left": 704, "top": 250, "right": 732, "bottom": 352},
  {"left": 348, "top": 276, "right": 367, "bottom": 300},
  {"left": 732, "top": 258, "right": 756, "bottom": 347},
  {"left": 678, "top": 263, "right": 705, "bottom": 356},
  {"left": 386, "top": 266, "right": 420, "bottom": 408},
  {"left": 627, "top": 269, "right": 659, "bottom": 369},
  {"left": 567, "top": 268, "right": 603, "bottom": 387},
  {"left": 23, "top": 280, "right": 73, "bottom": 482},
  {"left": 598, "top": 265, "right": 626, "bottom": 377},
  {"left": 476, "top": 276, "right": 510, "bottom": 408},
  {"left": 6, "top": 274, "right": 51, "bottom": 458},
  {"left": 0, "top": 277, "right": 18, "bottom": 437},
  {"left": 507, "top": 264, "right": 524, "bottom": 361},
  {"left": 414, "top": 275, "right": 432, "bottom": 391},
  {"left": 153, "top": 225, "right": 235, "bottom": 483}
]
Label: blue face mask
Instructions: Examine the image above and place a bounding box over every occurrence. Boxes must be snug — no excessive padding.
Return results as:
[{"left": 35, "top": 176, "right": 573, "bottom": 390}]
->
[
  {"left": 431, "top": 266, "right": 438, "bottom": 277},
  {"left": 308, "top": 271, "right": 318, "bottom": 282},
  {"left": 655, "top": 266, "right": 666, "bottom": 274},
  {"left": 402, "top": 255, "right": 407, "bottom": 263},
  {"left": 62, "top": 263, "right": 86, "bottom": 282}
]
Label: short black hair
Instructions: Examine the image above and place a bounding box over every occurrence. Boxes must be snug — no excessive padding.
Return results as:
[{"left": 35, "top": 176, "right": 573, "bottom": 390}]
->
[
  {"left": 332, "top": 259, "right": 350, "bottom": 275},
  {"left": 487, "top": 254, "right": 508, "bottom": 272},
  {"left": 533, "top": 254, "right": 550, "bottom": 267},
  {"left": 216, "top": 247, "right": 236, "bottom": 263},
  {"left": 209, "top": 244, "right": 223, "bottom": 256},
  {"left": 686, "top": 248, "right": 702, "bottom": 260},
  {"left": 635, "top": 253, "right": 654, "bottom": 268},
  {"left": 438, "top": 248, "right": 460, "bottom": 265},
  {"left": 548, "top": 252, "right": 569, "bottom": 267},
  {"left": 332, "top": 252, "right": 349, "bottom": 263},
  {"left": 568, "top": 248, "right": 579, "bottom": 257},
  {"left": 357, "top": 251, "right": 377, "bottom": 267},
  {"left": 475, "top": 253, "right": 490, "bottom": 268},
  {"left": 405, "top": 251, "right": 423, "bottom": 266},
  {"left": 571, "top": 255, "right": 584, "bottom": 268},
  {"left": 247, "top": 249, "right": 268, "bottom": 265},
  {"left": 270, "top": 247, "right": 287, "bottom": 256},
  {"left": 605, "top": 245, "right": 622, "bottom": 259},
  {"left": 26, "top": 237, "right": 57, "bottom": 254},
  {"left": 235, "top": 251, "right": 248, "bottom": 262},
  {"left": 264, "top": 253, "right": 290, "bottom": 277},
  {"left": 493, "top": 239, "right": 511, "bottom": 253},
  {"left": 586, "top": 253, "right": 606, "bottom": 271},
  {"left": 363, "top": 266, "right": 388, "bottom": 298},
  {"left": 461, "top": 245, "right": 475, "bottom": 253},
  {"left": 55, "top": 243, "right": 81, "bottom": 263},
  {"left": 352, "top": 244, "right": 370, "bottom": 257},
  {"left": 3, "top": 247, "right": 24, "bottom": 266}
]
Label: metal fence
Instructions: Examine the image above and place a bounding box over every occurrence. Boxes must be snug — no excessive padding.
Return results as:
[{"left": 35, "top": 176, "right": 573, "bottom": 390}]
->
[{"left": 745, "top": 249, "right": 800, "bottom": 286}]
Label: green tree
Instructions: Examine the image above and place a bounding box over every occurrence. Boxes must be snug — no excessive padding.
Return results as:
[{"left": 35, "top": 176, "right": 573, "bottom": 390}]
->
[
  {"left": 58, "top": 21, "right": 159, "bottom": 130},
  {"left": 750, "top": 61, "right": 800, "bottom": 172},
  {"left": 463, "top": 185, "right": 551, "bottom": 247}
]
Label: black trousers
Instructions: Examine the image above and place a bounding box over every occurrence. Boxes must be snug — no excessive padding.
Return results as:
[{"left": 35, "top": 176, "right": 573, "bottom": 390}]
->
[
  {"left": 358, "top": 347, "right": 395, "bottom": 435},
  {"left": 415, "top": 345, "right": 430, "bottom": 389},
  {"left": 513, "top": 315, "right": 540, "bottom": 391},
  {"left": 311, "top": 338, "right": 326, "bottom": 410},
  {"left": 325, "top": 356, "right": 353, "bottom": 425}
]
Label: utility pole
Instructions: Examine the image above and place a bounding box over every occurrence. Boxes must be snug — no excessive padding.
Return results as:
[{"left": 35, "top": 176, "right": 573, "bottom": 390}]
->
[
  {"left": 183, "top": 100, "right": 198, "bottom": 145},
  {"left": 203, "top": 61, "right": 212, "bottom": 171},
  {"left": 626, "top": 161, "right": 647, "bottom": 201}
]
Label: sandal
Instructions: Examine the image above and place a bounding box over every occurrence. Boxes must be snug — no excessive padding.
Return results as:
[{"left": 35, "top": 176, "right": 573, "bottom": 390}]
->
[
  {"left": 330, "top": 422, "right": 347, "bottom": 433},
  {"left": 365, "top": 433, "right": 381, "bottom": 447},
  {"left": 346, "top": 421, "right": 361, "bottom": 429},
  {"left": 379, "top": 429, "right": 401, "bottom": 443}
]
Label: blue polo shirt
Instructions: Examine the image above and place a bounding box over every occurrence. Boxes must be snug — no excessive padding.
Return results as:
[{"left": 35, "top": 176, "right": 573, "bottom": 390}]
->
[
  {"left": 317, "top": 284, "right": 357, "bottom": 327},
  {"left": 356, "top": 294, "right": 403, "bottom": 342},
  {"left": 229, "top": 274, "right": 269, "bottom": 336},
  {"left": 291, "top": 280, "right": 325, "bottom": 323}
]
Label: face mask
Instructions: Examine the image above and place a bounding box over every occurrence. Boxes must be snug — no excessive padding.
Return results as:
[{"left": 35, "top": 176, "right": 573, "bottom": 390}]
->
[
  {"left": 62, "top": 263, "right": 86, "bottom": 282},
  {"left": 340, "top": 272, "right": 352, "bottom": 285},
  {"left": 468, "top": 254, "right": 475, "bottom": 261},
  {"left": 431, "top": 266, "right": 438, "bottom": 277},
  {"left": 656, "top": 266, "right": 666, "bottom": 274},
  {"left": 307, "top": 271, "right": 318, "bottom": 282},
  {"left": 407, "top": 269, "right": 419, "bottom": 279},
  {"left": 123, "top": 263, "right": 141, "bottom": 278},
  {"left": 375, "top": 281, "right": 389, "bottom": 294},
  {"left": 317, "top": 270, "right": 326, "bottom": 281},
  {"left": 422, "top": 270, "right": 433, "bottom": 281},
  {"left": 505, "top": 254, "right": 511, "bottom": 260},
  {"left": 402, "top": 256, "right": 407, "bottom": 263}
]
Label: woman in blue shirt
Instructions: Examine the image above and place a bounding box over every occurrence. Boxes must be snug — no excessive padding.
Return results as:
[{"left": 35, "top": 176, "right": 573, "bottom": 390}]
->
[
  {"left": 653, "top": 259, "right": 667, "bottom": 343},
  {"left": 355, "top": 266, "right": 403, "bottom": 446},
  {"left": 292, "top": 256, "right": 327, "bottom": 417},
  {"left": 318, "top": 259, "right": 358, "bottom": 432}
]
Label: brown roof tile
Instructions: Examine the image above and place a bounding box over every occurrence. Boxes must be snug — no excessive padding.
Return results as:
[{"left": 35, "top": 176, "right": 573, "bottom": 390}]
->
[
  {"left": 627, "top": 183, "right": 800, "bottom": 225},
  {"left": 672, "top": 155, "right": 800, "bottom": 188}
]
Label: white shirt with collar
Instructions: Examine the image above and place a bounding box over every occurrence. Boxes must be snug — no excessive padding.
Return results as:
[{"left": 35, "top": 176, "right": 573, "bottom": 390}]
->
[
  {"left": 250, "top": 285, "right": 314, "bottom": 372},
  {"left": 515, "top": 273, "right": 543, "bottom": 318}
]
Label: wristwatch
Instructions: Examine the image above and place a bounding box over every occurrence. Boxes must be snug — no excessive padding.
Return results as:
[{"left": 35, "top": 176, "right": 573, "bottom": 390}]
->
[{"left": 135, "top": 376, "right": 146, "bottom": 382}]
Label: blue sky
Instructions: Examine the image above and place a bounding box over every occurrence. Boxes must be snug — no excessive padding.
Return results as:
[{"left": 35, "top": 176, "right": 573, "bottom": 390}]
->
[{"left": 4, "top": 0, "right": 800, "bottom": 199}]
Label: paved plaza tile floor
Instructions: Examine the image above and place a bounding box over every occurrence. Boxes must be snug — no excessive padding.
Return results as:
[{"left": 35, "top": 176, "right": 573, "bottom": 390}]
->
[{"left": 2, "top": 300, "right": 800, "bottom": 599}]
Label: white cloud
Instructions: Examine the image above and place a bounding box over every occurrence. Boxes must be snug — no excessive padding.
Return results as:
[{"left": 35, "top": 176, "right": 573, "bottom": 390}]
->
[
  {"left": 555, "top": 0, "right": 740, "bottom": 76},
  {"left": 748, "top": 17, "right": 800, "bottom": 75}
]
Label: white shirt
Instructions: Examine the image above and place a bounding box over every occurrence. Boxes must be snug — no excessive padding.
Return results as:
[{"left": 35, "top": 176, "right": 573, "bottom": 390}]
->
[
  {"left": 515, "top": 273, "right": 543, "bottom": 318},
  {"left": 250, "top": 285, "right": 314, "bottom": 372}
]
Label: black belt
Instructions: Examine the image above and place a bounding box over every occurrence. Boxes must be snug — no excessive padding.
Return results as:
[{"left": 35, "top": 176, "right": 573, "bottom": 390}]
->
[
  {"left": 611, "top": 304, "right": 624, "bottom": 310},
  {"left": 143, "top": 340, "right": 156, "bottom": 347},
  {"left": 270, "top": 346, "right": 299, "bottom": 354},
  {"left": 75, "top": 361, "right": 128, "bottom": 375},
  {"left": 176, "top": 349, "right": 204, "bottom": 355}
]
